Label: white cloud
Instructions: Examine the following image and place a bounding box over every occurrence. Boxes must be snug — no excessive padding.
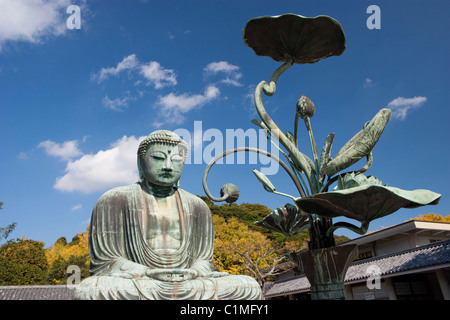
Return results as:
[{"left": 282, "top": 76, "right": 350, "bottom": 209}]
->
[
  {"left": 159, "top": 85, "right": 219, "bottom": 112},
  {"left": 204, "top": 61, "right": 242, "bottom": 87},
  {"left": 0, "top": 0, "right": 72, "bottom": 50},
  {"left": 191, "top": 127, "right": 204, "bottom": 152},
  {"left": 155, "top": 85, "right": 220, "bottom": 124},
  {"left": 243, "top": 84, "right": 257, "bottom": 116},
  {"left": 152, "top": 121, "right": 164, "bottom": 129},
  {"left": 92, "top": 58, "right": 238, "bottom": 124},
  {"left": 364, "top": 78, "right": 376, "bottom": 88},
  {"left": 220, "top": 76, "right": 243, "bottom": 87},
  {"left": 387, "top": 96, "right": 427, "bottom": 120},
  {"left": 54, "top": 135, "right": 143, "bottom": 193},
  {"left": 92, "top": 54, "right": 139, "bottom": 83},
  {"left": 17, "top": 151, "right": 28, "bottom": 160},
  {"left": 102, "top": 94, "right": 138, "bottom": 112},
  {"left": 140, "top": 61, "right": 177, "bottom": 89},
  {"left": 92, "top": 55, "right": 177, "bottom": 89},
  {"left": 71, "top": 204, "right": 82, "bottom": 211},
  {"left": 204, "top": 61, "right": 239, "bottom": 74},
  {"left": 38, "top": 139, "right": 83, "bottom": 161},
  {"left": 102, "top": 95, "right": 129, "bottom": 111}
]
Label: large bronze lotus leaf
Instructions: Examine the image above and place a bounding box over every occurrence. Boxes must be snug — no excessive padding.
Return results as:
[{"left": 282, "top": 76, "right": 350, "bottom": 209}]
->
[
  {"left": 243, "top": 14, "right": 346, "bottom": 64},
  {"left": 295, "top": 185, "right": 441, "bottom": 224},
  {"left": 326, "top": 108, "right": 391, "bottom": 177},
  {"left": 255, "top": 203, "right": 309, "bottom": 237}
]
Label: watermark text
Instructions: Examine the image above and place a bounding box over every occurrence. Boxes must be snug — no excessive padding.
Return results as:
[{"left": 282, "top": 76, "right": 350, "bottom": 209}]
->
[
  {"left": 66, "top": 5, "right": 81, "bottom": 29},
  {"left": 367, "top": 5, "right": 381, "bottom": 30},
  {"left": 174, "top": 121, "right": 280, "bottom": 175},
  {"left": 366, "top": 264, "right": 381, "bottom": 290}
]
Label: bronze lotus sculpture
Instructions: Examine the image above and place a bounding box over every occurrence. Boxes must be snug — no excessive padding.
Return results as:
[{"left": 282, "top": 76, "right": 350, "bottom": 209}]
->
[{"left": 203, "top": 14, "right": 441, "bottom": 300}]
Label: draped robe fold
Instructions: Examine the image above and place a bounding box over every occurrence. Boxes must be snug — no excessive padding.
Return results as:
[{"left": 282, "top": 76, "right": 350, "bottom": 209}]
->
[{"left": 74, "top": 183, "right": 262, "bottom": 300}]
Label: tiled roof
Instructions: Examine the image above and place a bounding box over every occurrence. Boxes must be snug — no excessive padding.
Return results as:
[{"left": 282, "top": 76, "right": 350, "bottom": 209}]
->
[
  {"left": 264, "top": 275, "right": 310, "bottom": 297},
  {"left": 0, "top": 285, "right": 77, "bottom": 300},
  {"left": 345, "top": 239, "right": 450, "bottom": 282},
  {"left": 265, "top": 239, "right": 450, "bottom": 298}
]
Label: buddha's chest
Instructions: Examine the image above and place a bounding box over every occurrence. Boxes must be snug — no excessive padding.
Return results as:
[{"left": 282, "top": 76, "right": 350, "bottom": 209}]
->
[{"left": 145, "top": 196, "right": 182, "bottom": 252}]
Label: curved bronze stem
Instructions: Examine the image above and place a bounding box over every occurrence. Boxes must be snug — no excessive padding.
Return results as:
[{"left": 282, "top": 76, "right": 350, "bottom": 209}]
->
[
  {"left": 294, "top": 114, "right": 300, "bottom": 148},
  {"left": 254, "top": 61, "right": 314, "bottom": 189},
  {"left": 202, "top": 147, "right": 306, "bottom": 203},
  {"left": 304, "top": 117, "right": 319, "bottom": 165},
  {"left": 326, "top": 221, "right": 369, "bottom": 237}
]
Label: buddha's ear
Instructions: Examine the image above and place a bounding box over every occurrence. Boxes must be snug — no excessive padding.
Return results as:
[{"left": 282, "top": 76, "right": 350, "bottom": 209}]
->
[
  {"left": 137, "top": 156, "right": 144, "bottom": 181},
  {"left": 176, "top": 179, "right": 180, "bottom": 188}
]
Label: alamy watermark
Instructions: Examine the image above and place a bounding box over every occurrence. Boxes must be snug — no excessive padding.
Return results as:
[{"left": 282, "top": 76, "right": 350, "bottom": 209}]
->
[
  {"left": 366, "top": 264, "right": 381, "bottom": 290},
  {"left": 66, "top": 5, "right": 81, "bottom": 30},
  {"left": 66, "top": 5, "right": 382, "bottom": 31},
  {"left": 173, "top": 121, "right": 280, "bottom": 175},
  {"left": 67, "top": 265, "right": 81, "bottom": 288},
  {"left": 366, "top": 5, "right": 381, "bottom": 30}
]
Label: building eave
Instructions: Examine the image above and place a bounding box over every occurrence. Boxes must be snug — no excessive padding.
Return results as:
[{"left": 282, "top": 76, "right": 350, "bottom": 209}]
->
[{"left": 264, "top": 239, "right": 450, "bottom": 298}]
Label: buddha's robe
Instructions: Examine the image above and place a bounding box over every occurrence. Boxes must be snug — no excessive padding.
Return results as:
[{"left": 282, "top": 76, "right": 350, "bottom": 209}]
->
[{"left": 73, "top": 183, "right": 262, "bottom": 300}]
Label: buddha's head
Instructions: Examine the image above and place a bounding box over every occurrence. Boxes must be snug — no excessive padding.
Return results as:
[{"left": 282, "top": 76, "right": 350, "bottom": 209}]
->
[{"left": 137, "top": 130, "right": 188, "bottom": 187}]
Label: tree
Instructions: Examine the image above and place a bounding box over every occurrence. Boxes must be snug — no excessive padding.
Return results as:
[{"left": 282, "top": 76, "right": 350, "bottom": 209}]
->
[
  {"left": 200, "top": 196, "right": 351, "bottom": 287},
  {"left": 414, "top": 213, "right": 450, "bottom": 222},
  {"left": 0, "top": 201, "right": 17, "bottom": 243},
  {"left": 45, "top": 228, "right": 90, "bottom": 284},
  {"left": 213, "top": 215, "right": 297, "bottom": 288},
  {"left": 46, "top": 254, "right": 90, "bottom": 285},
  {"left": 200, "top": 196, "right": 347, "bottom": 246},
  {"left": 200, "top": 196, "right": 311, "bottom": 244},
  {"left": 0, "top": 237, "right": 48, "bottom": 285}
]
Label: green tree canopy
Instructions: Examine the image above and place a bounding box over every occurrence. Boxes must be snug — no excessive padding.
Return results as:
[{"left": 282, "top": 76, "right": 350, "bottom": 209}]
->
[
  {"left": 0, "top": 201, "right": 17, "bottom": 243},
  {"left": 0, "top": 238, "right": 48, "bottom": 285}
]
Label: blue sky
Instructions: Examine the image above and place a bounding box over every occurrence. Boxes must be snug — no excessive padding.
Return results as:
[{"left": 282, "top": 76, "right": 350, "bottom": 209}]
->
[{"left": 0, "top": 0, "right": 448, "bottom": 247}]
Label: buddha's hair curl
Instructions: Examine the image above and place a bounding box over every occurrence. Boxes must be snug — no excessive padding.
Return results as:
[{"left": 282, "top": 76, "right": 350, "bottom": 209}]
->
[{"left": 137, "top": 130, "right": 189, "bottom": 161}]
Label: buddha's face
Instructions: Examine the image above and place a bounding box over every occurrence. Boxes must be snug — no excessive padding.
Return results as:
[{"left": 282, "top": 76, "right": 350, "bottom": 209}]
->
[{"left": 140, "top": 143, "right": 185, "bottom": 187}]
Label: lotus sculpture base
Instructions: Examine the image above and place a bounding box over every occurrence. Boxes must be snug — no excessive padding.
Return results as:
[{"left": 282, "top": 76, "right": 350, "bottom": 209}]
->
[{"left": 287, "top": 244, "right": 357, "bottom": 300}]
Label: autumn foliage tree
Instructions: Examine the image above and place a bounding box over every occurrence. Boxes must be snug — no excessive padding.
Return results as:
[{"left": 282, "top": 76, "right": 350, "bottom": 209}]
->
[
  {"left": 213, "top": 215, "right": 296, "bottom": 287},
  {"left": 199, "top": 196, "right": 311, "bottom": 245},
  {"left": 45, "top": 228, "right": 90, "bottom": 284},
  {"left": 414, "top": 213, "right": 450, "bottom": 222}
]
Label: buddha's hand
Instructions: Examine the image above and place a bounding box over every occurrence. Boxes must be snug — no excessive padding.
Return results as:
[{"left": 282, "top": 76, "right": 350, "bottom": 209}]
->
[
  {"left": 195, "top": 270, "right": 229, "bottom": 278},
  {"left": 146, "top": 268, "right": 198, "bottom": 282},
  {"left": 208, "top": 271, "right": 229, "bottom": 278},
  {"left": 110, "top": 260, "right": 151, "bottom": 279}
]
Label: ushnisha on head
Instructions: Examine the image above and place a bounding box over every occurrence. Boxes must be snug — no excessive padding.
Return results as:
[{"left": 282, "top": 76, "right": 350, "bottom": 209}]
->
[{"left": 137, "top": 130, "right": 189, "bottom": 187}]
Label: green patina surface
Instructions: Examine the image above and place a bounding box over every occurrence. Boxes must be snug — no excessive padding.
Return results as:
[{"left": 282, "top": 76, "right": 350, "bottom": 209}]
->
[{"left": 74, "top": 130, "right": 262, "bottom": 300}]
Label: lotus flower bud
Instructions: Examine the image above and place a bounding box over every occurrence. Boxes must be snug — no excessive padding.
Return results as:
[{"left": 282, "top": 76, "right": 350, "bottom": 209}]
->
[
  {"left": 252, "top": 169, "right": 276, "bottom": 192},
  {"left": 296, "top": 95, "right": 315, "bottom": 119},
  {"left": 338, "top": 172, "right": 383, "bottom": 190},
  {"left": 220, "top": 183, "right": 239, "bottom": 203}
]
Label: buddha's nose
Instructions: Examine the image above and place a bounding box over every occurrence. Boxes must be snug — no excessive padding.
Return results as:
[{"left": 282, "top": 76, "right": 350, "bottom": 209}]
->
[{"left": 163, "top": 157, "right": 173, "bottom": 170}]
